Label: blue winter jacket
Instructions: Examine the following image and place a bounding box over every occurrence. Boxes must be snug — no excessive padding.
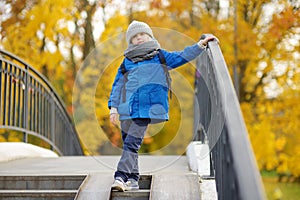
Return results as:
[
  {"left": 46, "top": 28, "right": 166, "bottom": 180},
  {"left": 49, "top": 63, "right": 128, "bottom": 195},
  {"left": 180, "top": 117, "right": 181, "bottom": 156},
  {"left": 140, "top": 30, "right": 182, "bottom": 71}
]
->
[{"left": 108, "top": 44, "right": 203, "bottom": 122}]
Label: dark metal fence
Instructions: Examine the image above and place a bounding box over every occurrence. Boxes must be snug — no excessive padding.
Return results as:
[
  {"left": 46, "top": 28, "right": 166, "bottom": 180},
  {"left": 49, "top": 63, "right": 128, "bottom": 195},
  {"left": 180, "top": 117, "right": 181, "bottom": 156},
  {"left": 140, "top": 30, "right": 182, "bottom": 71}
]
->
[
  {"left": 0, "top": 49, "right": 83, "bottom": 155},
  {"left": 194, "top": 39, "right": 266, "bottom": 199}
]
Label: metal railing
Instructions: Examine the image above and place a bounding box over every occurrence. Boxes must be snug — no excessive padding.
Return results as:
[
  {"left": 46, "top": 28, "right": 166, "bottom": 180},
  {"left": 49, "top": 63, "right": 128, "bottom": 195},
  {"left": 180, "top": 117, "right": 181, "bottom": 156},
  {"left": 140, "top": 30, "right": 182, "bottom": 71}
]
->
[
  {"left": 194, "top": 38, "right": 266, "bottom": 199},
  {"left": 0, "top": 49, "right": 83, "bottom": 155}
]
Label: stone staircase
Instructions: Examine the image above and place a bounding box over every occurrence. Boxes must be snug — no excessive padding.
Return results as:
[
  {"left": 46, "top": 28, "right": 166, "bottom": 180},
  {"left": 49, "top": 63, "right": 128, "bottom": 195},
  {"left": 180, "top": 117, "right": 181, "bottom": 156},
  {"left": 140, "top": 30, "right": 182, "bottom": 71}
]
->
[
  {"left": 0, "top": 175, "right": 155, "bottom": 200},
  {"left": 0, "top": 173, "right": 203, "bottom": 200},
  {"left": 0, "top": 155, "right": 216, "bottom": 200}
]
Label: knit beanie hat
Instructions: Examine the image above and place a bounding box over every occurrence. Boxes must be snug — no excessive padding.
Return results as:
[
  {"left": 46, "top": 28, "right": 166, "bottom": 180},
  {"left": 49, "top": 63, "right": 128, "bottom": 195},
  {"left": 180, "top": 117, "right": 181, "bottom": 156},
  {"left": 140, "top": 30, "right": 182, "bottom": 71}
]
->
[{"left": 126, "top": 20, "right": 154, "bottom": 44}]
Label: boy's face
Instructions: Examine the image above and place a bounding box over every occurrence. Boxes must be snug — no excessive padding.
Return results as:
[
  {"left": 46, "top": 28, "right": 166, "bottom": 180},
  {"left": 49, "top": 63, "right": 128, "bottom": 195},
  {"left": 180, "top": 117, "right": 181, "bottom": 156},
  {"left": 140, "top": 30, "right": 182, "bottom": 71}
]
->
[{"left": 131, "top": 33, "right": 152, "bottom": 45}]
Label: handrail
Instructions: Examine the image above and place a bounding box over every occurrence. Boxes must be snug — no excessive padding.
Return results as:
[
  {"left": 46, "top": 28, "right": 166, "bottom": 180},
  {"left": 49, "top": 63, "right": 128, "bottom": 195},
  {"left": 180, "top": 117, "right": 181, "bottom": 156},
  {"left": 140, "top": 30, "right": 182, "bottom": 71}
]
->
[
  {"left": 0, "top": 49, "right": 83, "bottom": 155},
  {"left": 194, "top": 38, "right": 266, "bottom": 199}
]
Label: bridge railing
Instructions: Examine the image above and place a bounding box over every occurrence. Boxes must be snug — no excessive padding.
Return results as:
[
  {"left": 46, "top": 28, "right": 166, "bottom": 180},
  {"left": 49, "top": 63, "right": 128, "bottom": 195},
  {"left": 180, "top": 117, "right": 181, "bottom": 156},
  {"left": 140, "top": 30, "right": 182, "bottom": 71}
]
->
[
  {"left": 194, "top": 38, "right": 266, "bottom": 199},
  {"left": 0, "top": 50, "right": 83, "bottom": 155}
]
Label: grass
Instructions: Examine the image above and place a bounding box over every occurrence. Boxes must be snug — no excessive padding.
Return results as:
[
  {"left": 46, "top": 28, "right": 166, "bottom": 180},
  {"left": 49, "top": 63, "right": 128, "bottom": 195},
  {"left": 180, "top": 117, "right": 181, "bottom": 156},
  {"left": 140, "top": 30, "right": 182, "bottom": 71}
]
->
[{"left": 262, "top": 171, "right": 300, "bottom": 200}]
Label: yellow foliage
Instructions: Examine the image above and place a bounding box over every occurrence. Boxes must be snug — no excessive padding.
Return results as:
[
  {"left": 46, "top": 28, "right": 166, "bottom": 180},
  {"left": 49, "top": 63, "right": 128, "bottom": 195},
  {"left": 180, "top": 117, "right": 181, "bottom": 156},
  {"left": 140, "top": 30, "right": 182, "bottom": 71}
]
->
[
  {"left": 0, "top": 136, "right": 6, "bottom": 142},
  {"left": 248, "top": 121, "right": 278, "bottom": 170},
  {"left": 100, "top": 13, "right": 128, "bottom": 42},
  {"left": 275, "top": 137, "right": 286, "bottom": 152},
  {"left": 289, "top": 146, "right": 300, "bottom": 177},
  {"left": 277, "top": 153, "right": 289, "bottom": 174}
]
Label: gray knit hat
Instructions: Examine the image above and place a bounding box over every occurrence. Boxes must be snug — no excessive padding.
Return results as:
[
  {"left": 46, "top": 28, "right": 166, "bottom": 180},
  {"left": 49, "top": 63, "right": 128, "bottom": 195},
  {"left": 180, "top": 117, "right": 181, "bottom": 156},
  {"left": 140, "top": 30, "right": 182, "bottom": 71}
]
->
[{"left": 126, "top": 20, "right": 154, "bottom": 44}]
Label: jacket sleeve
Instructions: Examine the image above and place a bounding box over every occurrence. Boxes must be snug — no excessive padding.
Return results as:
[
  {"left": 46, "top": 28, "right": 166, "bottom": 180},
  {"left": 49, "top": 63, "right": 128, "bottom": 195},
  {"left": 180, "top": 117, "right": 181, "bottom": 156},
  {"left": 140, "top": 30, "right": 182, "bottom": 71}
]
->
[
  {"left": 162, "top": 43, "right": 203, "bottom": 69},
  {"left": 108, "top": 65, "right": 125, "bottom": 109}
]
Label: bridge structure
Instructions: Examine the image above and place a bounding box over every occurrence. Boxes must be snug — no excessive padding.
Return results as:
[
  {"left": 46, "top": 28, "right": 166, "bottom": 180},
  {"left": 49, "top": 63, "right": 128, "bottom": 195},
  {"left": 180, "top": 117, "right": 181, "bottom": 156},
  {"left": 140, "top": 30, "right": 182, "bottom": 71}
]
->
[{"left": 0, "top": 38, "right": 266, "bottom": 200}]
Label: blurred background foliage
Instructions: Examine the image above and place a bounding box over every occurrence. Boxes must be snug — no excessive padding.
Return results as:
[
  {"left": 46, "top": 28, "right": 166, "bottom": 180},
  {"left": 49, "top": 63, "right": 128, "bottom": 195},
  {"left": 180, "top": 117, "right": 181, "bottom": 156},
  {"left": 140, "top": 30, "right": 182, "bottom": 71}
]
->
[{"left": 1, "top": 0, "right": 300, "bottom": 195}]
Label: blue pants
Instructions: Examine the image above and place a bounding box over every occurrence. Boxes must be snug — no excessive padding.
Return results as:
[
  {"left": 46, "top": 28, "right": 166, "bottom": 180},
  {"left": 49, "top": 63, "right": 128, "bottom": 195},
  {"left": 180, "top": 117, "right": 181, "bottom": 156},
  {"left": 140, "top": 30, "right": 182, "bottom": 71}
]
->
[{"left": 114, "top": 118, "right": 150, "bottom": 182}]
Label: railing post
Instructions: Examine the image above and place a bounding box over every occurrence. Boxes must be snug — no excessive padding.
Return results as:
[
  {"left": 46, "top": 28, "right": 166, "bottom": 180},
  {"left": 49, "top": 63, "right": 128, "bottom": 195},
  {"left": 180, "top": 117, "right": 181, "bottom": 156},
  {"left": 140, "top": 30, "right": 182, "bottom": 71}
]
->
[
  {"left": 3, "top": 62, "right": 8, "bottom": 126},
  {"left": 22, "top": 66, "right": 29, "bottom": 143},
  {"left": 0, "top": 60, "right": 2, "bottom": 118},
  {"left": 50, "top": 98, "right": 55, "bottom": 152}
]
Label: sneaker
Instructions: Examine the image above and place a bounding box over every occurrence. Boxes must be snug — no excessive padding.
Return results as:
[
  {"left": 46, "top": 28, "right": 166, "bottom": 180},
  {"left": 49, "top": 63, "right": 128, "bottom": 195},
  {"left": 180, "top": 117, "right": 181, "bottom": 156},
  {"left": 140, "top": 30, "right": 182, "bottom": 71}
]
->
[
  {"left": 125, "top": 178, "right": 139, "bottom": 191},
  {"left": 111, "top": 177, "right": 126, "bottom": 192}
]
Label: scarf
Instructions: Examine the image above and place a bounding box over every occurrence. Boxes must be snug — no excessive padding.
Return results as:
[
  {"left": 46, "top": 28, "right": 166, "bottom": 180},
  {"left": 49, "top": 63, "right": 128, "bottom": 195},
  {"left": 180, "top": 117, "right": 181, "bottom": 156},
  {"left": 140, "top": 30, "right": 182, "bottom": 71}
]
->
[{"left": 124, "top": 40, "right": 161, "bottom": 63}]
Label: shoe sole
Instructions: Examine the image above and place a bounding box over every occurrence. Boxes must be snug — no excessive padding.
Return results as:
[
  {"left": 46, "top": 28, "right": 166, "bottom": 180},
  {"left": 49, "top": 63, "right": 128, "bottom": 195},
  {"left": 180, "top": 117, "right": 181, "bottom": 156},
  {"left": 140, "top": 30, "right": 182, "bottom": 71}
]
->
[
  {"left": 112, "top": 185, "right": 125, "bottom": 192},
  {"left": 125, "top": 188, "right": 140, "bottom": 191},
  {"left": 125, "top": 186, "right": 139, "bottom": 191}
]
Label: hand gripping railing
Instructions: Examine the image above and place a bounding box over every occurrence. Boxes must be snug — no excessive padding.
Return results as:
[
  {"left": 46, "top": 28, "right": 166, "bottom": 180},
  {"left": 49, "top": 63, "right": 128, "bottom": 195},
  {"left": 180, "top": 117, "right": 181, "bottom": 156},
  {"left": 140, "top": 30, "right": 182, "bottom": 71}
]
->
[
  {"left": 194, "top": 36, "right": 266, "bottom": 200},
  {"left": 0, "top": 49, "right": 83, "bottom": 155}
]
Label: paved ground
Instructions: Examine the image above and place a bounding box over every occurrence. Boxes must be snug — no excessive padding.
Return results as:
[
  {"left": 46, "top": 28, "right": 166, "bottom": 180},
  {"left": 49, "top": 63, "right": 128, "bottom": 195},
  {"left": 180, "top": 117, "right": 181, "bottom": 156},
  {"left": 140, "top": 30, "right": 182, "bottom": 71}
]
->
[{"left": 0, "top": 155, "right": 189, "bottom": 175}]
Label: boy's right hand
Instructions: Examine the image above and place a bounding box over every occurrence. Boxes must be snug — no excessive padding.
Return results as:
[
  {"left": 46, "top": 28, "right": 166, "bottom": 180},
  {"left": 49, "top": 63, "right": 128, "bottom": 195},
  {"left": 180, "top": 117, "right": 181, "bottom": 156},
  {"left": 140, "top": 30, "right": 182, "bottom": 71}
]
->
[
  {"left": 110, "top": 113, "right": 119, "bottom": 125},
  {"left": 110, "top": 107, "right": 119, "bottom": 125}
]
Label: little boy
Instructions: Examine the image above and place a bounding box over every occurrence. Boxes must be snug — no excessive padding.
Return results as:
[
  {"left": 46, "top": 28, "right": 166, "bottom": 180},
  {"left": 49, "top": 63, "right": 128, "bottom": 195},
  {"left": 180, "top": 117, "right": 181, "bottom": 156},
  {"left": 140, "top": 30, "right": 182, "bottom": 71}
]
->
[{"left": 108, "top": 20, "right": 218, "bottom": 191}]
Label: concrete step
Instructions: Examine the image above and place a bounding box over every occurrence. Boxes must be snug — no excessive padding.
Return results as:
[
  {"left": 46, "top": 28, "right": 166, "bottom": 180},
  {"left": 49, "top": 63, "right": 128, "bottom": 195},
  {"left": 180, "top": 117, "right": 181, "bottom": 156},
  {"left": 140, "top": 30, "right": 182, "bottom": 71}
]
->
[
  {"left": 150, "top": 174, "right": 201, "bottom": 200},
  {"left": 0, "top": 175, "right": 87, "bottom": 200},
  {"left": 110, "top": 175, "right": 152, "bottom": 200},
  {"left": 111, "top": 189, "right": 150, "bottom": 200},
  {"left": 0, "top": 189, "right": 77, "bottom": 199},
  {"left": 136, "top": 175, "right": 152, "bottom": 189},
  {"left": 0, "top": 175, "right": 86, "bottom": 190}
]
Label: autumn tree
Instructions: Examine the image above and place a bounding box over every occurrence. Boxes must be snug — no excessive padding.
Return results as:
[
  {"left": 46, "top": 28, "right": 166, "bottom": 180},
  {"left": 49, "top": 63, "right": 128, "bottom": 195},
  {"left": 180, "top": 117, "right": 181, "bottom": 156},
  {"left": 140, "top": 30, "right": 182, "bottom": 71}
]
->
[{"left": 233, "top": 0, "right": 300, "bottom": 179}]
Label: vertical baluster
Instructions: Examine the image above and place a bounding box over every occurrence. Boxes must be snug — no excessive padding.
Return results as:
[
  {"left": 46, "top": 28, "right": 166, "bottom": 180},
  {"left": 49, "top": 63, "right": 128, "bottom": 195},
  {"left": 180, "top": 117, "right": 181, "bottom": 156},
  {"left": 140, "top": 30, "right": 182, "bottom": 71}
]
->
[
  {"left": 17, "top": 68, "right": 22, "bottom": 127},
  {"left": 57, "top": 111, "right": 61, "bottom": 150},
  {"left": 48, "top": 95, "right": 51, "bottom": 139},
  {"left": 65, "top": 118, "right": 67, "bottom": 154},
  {"left": 12, "top": 65, "right": 17, "bottom": 126},
  {"left": 60, "top": 114, "right": 64, "bottom": 153},
  {"left": 7, "top": 63, "right": 13, "bottom": 126},
  {"left": 23, "top": 66, "right": 29, "bottom": 142},
  {"left": 29, "top": 76, "right": 33, "bottom": 131},
  {"left": 36, "top": 83, "right": 39, "bottom": 134},
  {"left": 0, "top": 60, "right": 2, "bottom": 124},
  {"left": 33, "top": 79, "right": 37, "bottom": 132},
  {"left": 46, "top": 93, "right": 49, "bottom": 139},
  {"left": 44, "top": 90, "right": 47, "bottom": 138},
  {"left": 3, "top": 62, "right": 8, "bottom": 125},
  {"left": 33, "top": 78, "right": 36, "bottom": 131},
  {"left": 41, "top": 87, "right": 45, "bottom": 137},
  {"left": 50, "top": 98, "right": 55, "bottom": 149},
  {"left": 41, "top": 86, "right": 43, "bottom": 135},
  {"left": 60, "top": 115, "right": 63, "bottom": 151},
  {"left": 45, "top": 93, "right": 49, "bottom": 139},
  {"left": 44, "top": 91, "right": 47, "bottom": 138},
  {"left": 54, "top": 108, "right": 58, "bottom": 148},
  {"left": 38, "top": 84, "right": 42, "bottom": 134},
  {"left": 44, "top": 93, "right": 48, "bottom": 138},
  {"left": 50, "top": 97, "right": 53, "bottom": 141},
  {"left": 36, "top": 81, "right": 39, "bottom": 133},
  {"left": 55, "top": 109, "right": 57, "bottom": 145},
  {"left": 33, "top": 78, "right": 37, "bottom": 132}
]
